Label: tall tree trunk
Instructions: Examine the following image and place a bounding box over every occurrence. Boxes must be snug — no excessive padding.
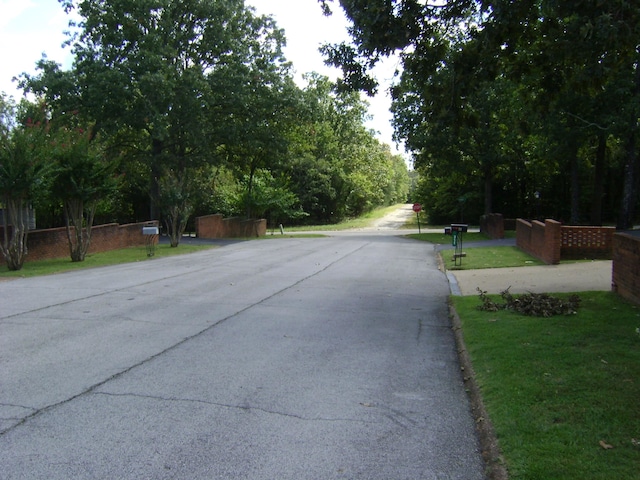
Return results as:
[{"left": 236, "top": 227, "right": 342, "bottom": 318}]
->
[
  {"left": 164, "top": 205, "right": 182, "bottom": 248},
  {"left": 0, "top": 197, "right": 29, "bottom": 271},
  {"left": 618, "top": 132, "right": 638, "bottom": 229},
  {"left": 246, "top": 161, "right": 257, "bottom": 219},
  {"left": 618, "top": 61, "right": 640, "bottom": 230},
  {"left": 483, "top": 167, "right": 493, "bottom": 215},
  {"left": 590, "top": 133, "right": 606, "bottom": 225},
  {"left": 569, "top": 141, "right": 580, "bottom": 225},
  {"left": 149, "top": 138, "right": 164, "bottom": 221},
  {"left": 158, "top": 170, "right": 192, "bottom": 247},
  {"left": 64, "top": 199, "right": 95, "bottom": 262}
]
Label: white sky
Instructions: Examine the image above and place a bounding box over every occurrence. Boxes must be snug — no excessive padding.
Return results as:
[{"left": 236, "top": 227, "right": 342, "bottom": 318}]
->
[{"left": 0, "top": 0, "right": 404, "bottom": 155}]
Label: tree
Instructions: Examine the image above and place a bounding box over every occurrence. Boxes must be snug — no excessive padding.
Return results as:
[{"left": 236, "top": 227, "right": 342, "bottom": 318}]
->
[
  {"left": 484, "top": 0, "right": 640, "bottom": 225},
  {"left": 0, "top": 99, "right": 53, "bottom": 270},
  {"left": 242, "top": 170, "right": 307, "bottom": 230},
  {"left": 15, "top": 1, "right": 409, "bottom": 234},
  {"left": 24, "top": 0, "right": 292, "bottom": 241},
  {"left": 319, "top": 0, "right": 481, "bottom": 95},
  {"left": 321, "top": 0, "right": 640, "bottom": 227},
  {"left": 154, "top": 168, "right": 194, "bottom": 247},
  {"left": 281, "top": 75, "right": 345, "bottom": 223},
  {"left": 205, "top": 20, "right": 296, "bottom": 219},
  {"left": 50, "top": 127, "right": 118, "bottom": 261},
  {"left": 279, "top": 73, "right": 409, "bottom": 224}
]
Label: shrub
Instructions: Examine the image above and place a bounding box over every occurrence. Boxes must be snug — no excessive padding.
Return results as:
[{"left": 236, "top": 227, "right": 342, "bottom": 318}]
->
[{"left": 476, "top": 287, "right": 581, "bottom": 317}]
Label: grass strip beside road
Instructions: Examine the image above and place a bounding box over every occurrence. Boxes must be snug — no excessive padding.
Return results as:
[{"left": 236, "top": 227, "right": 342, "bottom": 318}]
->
[
  {"left": 452, "top": 292, "right": 640, "bottom": 480},
  {"left": 407, "top": 232, "right": 545, "bottom": 270},
  {"left": 444, "top": 246, "right": 545, "bottom": 270},
  {"left": 406, "top": 232, "right": 491, "bottom": 244},
  {"left": 0, "top": 244, "right": 217, "bottom": 279}
]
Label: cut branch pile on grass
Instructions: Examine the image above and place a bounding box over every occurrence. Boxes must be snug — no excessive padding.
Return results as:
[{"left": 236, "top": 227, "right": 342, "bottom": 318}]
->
[{"left": 476, "top": 287, "right": 581, "bottom": 317}]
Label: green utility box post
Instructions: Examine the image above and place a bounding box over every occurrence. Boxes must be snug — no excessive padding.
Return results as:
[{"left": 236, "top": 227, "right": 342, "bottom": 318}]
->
[{"left": 450, "top": 223, "right": 468, "bottom": 267}]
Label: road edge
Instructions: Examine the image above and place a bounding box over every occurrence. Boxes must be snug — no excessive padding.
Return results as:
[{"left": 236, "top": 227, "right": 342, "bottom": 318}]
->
[{"left": 449, "top": 302, "right": 509, "bottom": 480}]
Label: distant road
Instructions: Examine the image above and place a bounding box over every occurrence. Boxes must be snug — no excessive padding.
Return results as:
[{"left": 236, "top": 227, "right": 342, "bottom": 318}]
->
[
  {"left": 370, "top": 203, "right": 416, "bottom": 229},
  {"left": 0, "top": 229, "right": 485, "bottom": 479}
]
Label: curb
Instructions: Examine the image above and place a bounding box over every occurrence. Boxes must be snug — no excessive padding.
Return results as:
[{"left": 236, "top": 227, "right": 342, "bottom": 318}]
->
[
  {"left": 449, "top": 304, "right": 509, "bottom": 480},
  {"left": 447, "top": 271, "right": 462, "bottom": 296},
  {"left": 436, "top": 247, "right": 462, "bottom": 297}
]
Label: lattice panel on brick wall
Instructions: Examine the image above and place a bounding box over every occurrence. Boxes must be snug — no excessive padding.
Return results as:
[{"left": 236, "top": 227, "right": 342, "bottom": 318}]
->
[{"left": 561, "top": 228, "right": 611, "bottom": 248}]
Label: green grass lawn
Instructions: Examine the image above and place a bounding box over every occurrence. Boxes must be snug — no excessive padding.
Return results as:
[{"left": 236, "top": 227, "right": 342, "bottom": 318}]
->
[
  {"left": 446, "top": 246, "right": 546, "bottom": 270},
  {"left": 0, "top": 243, "right": 217, "bottom": 279},
  {"left": 406, "top": 232, "right": 545, "bottom": 270},
  {"left": 406, "top": 231, "right": 490, "bottom": 244},
  {"left": 451, "top": 291, "right": 640, "bottom": 480}
]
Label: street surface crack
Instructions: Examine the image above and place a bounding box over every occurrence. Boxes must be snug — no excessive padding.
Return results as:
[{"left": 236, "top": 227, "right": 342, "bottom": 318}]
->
[
  {"left": 0, "top": 241, "right": 370, "bottom": 437},
  {"left": 92, "top": 391, "right": 374, "bottom": 425},
  {"left": 0, "top": 241, "right": 365, "bottom": 322},
  {"left": 0, "top": 402, "right": 37, "bottom": 413},
  {"left": 0, "top": 402, "right": 39, "bottom": 424}
]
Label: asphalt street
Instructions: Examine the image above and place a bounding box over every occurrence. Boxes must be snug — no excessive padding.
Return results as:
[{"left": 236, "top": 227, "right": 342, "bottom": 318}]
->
[{"left": 0, "top": 228, "right": 485, "bottom": 479}]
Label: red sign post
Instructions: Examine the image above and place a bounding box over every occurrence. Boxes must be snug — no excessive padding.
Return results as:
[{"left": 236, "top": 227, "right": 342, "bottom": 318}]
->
[{"left": 412, "top": 203, "right": 422, "bottom": 233}]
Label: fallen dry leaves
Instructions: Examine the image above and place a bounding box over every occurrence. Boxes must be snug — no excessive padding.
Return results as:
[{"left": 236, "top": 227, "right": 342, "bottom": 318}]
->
[{"left": 599, "top": 440, "right": 614, "bottom": 450}]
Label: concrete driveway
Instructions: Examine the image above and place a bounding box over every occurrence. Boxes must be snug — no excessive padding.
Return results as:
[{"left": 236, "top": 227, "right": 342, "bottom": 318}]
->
[
  {"left": 0, "top": 225, "right": 485, "bottom": 478},
  {"left": 436, "top": 237, "right": 613, "bottom": 296},
  {"left": 448, "top": 260, "right": 613, "bottom": 296}
]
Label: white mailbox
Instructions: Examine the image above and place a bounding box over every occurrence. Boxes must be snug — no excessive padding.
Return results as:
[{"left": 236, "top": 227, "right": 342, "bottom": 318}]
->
[{"left": 142, "top": 225, "right": 159, "bottom": 256}]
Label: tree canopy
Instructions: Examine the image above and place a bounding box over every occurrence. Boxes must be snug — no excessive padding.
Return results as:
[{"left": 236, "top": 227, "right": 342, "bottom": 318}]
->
[
  {"left": 0, "top": 98, "right": 53, "bottom": 269},
  {"left": 1, "top": 0, "right": 409, "bottom": 264},
  {"left": 321, "top": 0, "right": 640, "bottom": 227}
]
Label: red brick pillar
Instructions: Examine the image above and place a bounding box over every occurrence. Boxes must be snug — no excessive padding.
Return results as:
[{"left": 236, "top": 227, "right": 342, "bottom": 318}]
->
[
  {"left": 612, "top": 233, "right": 640, "bottom": 304},
  {"left": 544, "top": 219, "right": 562, "bottom": 264}
]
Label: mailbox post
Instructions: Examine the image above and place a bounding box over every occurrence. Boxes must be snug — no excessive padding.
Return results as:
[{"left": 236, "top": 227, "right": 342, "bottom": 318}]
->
[
  {"left": 450, "top": 223, "right": 468, "bottom": 267},
  {"left": 142, "top": 225, "right": 159, "bottom": 256}
]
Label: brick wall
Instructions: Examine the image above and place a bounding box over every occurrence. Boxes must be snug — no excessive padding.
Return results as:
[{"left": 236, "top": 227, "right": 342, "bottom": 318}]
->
[
  {"left": 516, "top": 218, "right": 562, "bottom": 264},
  {"left": 0, "top": 221, "right": 158, "bottom": 266},
  {"left": 561, "top": 226, "right": 615, "bottom": 260},
  {"left": 504, "top": 218, "right": 517, "bottom": 231},
  {"left": 517, "top": 219, "right": 615, "bottom": 265},
  {"left": 480, "top": 213, "right": 505, "bottom": 239},
  {"left": 612, "top": 233, "right": 640, "bottom": 305},
  {"left": 22, "top": 226, "right": 70, "bottom": 262},
  {"left": 195, "top": 214, "right": 266, "bottom": 239}
]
